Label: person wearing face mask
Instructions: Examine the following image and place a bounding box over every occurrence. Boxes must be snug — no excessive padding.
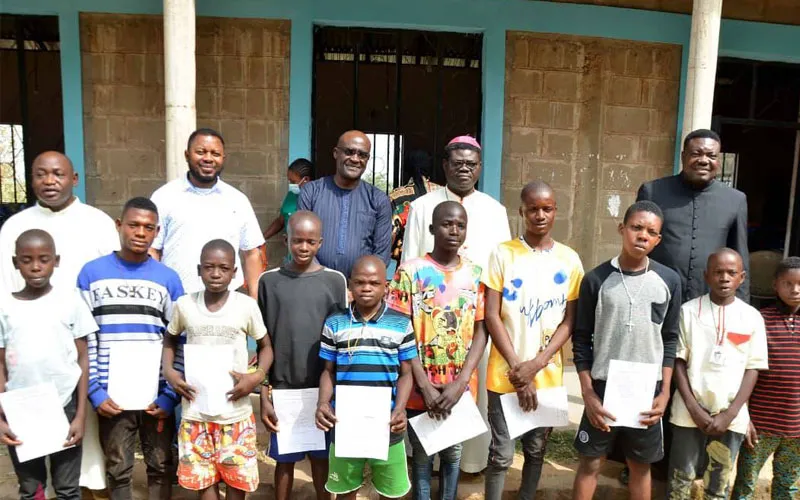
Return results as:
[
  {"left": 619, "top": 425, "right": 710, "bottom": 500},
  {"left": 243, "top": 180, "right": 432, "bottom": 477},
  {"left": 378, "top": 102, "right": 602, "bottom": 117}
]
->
[{"left": 263, "top": 159, "right": 314, "bottom": 242}]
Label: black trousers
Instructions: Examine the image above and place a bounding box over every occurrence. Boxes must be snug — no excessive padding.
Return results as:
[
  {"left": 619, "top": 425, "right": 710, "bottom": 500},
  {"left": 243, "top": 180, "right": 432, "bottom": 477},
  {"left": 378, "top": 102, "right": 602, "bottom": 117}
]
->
[
  {"left": 8, "top": 394, "right": 81, "bottom": 500},
  {"left": 98, "top": 410, "right": 175, "bottom": 500}
]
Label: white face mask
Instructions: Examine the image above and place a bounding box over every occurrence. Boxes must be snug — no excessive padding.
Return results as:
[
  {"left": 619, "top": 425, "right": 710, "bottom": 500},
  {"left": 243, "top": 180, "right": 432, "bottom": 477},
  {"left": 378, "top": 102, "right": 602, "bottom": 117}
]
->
[{"left": 288, "top": 183, "right": 301, "bottom": 194}]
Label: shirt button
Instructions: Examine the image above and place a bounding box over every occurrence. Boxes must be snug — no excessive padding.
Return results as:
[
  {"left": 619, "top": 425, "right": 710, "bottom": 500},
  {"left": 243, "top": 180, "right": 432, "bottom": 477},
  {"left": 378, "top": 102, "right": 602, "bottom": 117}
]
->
[
  {"left": 693, "top": 215, "right": 698, "bottom": 219},
  {"left": 692, "top": 235, "right": 697, "bottom": 239}
]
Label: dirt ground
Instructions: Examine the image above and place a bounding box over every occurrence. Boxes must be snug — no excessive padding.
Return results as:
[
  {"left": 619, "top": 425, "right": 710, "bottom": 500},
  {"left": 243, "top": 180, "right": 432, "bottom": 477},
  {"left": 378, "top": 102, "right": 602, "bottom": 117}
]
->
[
  {"left": 0, "top": 384, "right": 774, "bottom": 499},
  {"left": 0, "top": 434, "right": 773, "bottom": 499}
]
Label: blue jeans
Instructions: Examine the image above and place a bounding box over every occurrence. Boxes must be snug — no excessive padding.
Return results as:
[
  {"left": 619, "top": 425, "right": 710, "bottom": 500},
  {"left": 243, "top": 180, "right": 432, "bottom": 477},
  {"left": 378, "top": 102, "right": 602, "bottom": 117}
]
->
[{"left": 407, "top": 410, "right": 463, "bottom": 500}]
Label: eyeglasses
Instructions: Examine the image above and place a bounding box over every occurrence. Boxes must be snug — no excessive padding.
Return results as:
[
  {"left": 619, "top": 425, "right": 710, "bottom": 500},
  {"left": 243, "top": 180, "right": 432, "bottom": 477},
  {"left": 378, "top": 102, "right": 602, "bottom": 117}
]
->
[
  {"left": 448, "top": 160, "right": 480, "bottom": 171},
  {"left": 337, "top": 147, "right": 371, "bottom": 161}
]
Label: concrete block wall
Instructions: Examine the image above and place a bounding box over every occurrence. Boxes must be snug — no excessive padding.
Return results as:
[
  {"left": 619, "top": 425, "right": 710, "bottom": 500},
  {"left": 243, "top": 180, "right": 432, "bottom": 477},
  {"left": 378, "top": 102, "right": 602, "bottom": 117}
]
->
[
  {"left": 503, "top": 32, "right": 680, "bottom": 268},
  {"left": 80, "top": 14, "right": 290, "bottom": 266}
]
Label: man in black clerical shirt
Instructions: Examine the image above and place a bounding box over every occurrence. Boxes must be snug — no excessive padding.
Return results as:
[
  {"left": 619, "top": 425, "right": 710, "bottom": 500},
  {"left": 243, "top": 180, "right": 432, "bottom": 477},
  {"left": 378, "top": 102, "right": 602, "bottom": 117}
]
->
[{"left": 637, "top": 128, "right": 749, "bottom": 302}]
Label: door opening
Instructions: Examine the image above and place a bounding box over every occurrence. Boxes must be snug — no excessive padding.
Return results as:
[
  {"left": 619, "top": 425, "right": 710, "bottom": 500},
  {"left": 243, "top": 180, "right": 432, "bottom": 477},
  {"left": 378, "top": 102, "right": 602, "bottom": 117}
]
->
[
  {"left": 712, "top": 57, "right": 800, "bottom": 302},
  {"left": 0, "top": 14, "right": 63, "bottom": 226},
  {"left": 311, "top": 26, "right": 483, "bottom": 193}
]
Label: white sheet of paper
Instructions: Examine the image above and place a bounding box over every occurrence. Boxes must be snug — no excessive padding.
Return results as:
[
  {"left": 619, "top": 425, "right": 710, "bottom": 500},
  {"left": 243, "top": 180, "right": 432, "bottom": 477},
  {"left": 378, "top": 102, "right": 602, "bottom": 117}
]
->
[
  {"left": 334, "top": 386, "right": 391, "bottom": 460},
  {"left": 184, "top": 344, "right": 235, "bottom": 416},
  {"left": 0, "top": 383, "right": 73, "bottom": 462},
  {"left": 409, "top": 393, "right": 488, "bottom": 456},
  {"left": 603, "top": 359, "right": 659, "bottom": 429},
  {"left": 500, "top": 386, "right": 570, "bottom": 439},
  {"left": 272, "top": 388, "right": 326, "bottom": 455},
  {"left": 107, "top": 342, "right": 162, "bottom": 410}
]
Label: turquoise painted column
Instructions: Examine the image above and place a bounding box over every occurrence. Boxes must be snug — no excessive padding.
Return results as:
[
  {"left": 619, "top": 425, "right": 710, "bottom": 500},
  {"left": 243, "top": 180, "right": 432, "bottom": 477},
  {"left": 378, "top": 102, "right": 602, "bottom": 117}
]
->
[
  {"left": 480, "top": 24, "right": 505, "bottom": 202},
  {"left": 58, "top": 10, "right": 87, "bottom": 200},
  {"left": 288, "top": 12, "right": 313, "bottom": 163}
]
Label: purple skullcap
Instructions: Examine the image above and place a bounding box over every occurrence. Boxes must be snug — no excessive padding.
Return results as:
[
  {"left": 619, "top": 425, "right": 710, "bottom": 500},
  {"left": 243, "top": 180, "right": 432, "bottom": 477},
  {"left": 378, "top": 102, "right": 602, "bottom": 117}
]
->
[{"left": 447, "top": 135, "right": 481, "bottom": 150}]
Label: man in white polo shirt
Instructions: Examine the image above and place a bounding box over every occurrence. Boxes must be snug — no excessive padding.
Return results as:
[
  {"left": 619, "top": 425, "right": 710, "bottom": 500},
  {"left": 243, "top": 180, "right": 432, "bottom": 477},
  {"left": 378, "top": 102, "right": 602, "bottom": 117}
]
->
[
  {"left": 149, "top": 128, "right": 264, "bottom": 298},
  {"left": 0, "top": 151, "right": 117, "bottom": 495}
]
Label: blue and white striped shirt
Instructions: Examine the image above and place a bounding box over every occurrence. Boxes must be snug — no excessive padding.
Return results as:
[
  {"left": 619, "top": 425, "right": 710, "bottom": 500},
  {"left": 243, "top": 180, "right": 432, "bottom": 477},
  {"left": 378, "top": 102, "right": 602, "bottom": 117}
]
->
[
  {"left": 320, "top": 302, "right": 417, "bottom": 409},
  {"left": 77, "top": 253, "right": 185, "bottom": 413}
]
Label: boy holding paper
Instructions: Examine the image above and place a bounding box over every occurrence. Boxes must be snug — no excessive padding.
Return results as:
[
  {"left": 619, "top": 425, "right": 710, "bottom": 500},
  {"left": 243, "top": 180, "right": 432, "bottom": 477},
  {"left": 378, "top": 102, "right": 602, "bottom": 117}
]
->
[
  {"left": 257, "top": 211, "right": 348, "bottom": 500},
  {"left": 387, "top": 200, "right": 488, "bottom": 500},
  {"left": 482, "top": 182, "right": 583, "bottom": 500},
  {"left": 163, "top": 239, "right": 271, "bottom": 500},
  {"left": 316, "top": 256, "right": 417, "bottom": 499},
  {"left": 666, "top": 249, "right": 767, "bottom": 499},
  {"left": 571, "top": 201, "right": 681, "bottom": 500},
  {"left": 0, "top": 229, "right": 95, "bottom": 500},
  {"left": 77, "top": 197, "right": 184, "bottom": 499}
]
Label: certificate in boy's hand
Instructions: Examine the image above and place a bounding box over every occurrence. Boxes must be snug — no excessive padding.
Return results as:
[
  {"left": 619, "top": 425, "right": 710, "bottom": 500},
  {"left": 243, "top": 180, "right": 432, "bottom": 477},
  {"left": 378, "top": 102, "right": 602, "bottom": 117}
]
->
[{"left": 602, "top": 359, "right": 659, "bottom": 429}]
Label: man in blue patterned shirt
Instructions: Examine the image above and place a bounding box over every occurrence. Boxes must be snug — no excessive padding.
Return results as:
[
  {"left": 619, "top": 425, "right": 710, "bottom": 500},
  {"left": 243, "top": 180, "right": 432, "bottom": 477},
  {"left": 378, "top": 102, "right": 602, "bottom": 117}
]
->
[{"left": 297, "top": 131, "right": 392, "bottom": 278}]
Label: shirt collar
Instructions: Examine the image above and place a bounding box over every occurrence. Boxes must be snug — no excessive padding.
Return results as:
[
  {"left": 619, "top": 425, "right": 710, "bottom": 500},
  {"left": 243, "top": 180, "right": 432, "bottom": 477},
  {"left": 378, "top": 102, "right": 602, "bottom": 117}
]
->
[
  {"left": 775, "top": 298, "right": 800, "bottom": 316},
  {"left": 35, "top": 196, "right": 81, "bottom": 215},
  {"left": 349, "top": 301, "right": 388, "bottom": 324},
  {"left": 182, "top": 173, "right": 223, "bottom": 194},
  {"left": 444, "top": 186, "right": 477, "bottom": 202},
  {"left": 678, "top": 172, "right": 716, "bottom": 193}
]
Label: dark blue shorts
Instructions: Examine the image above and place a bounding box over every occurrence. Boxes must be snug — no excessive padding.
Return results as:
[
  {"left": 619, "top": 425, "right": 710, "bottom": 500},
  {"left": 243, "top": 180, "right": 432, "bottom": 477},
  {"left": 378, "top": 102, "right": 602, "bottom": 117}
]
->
[{"left": 268, "top": 431, "right": 330, "bottom": 463}]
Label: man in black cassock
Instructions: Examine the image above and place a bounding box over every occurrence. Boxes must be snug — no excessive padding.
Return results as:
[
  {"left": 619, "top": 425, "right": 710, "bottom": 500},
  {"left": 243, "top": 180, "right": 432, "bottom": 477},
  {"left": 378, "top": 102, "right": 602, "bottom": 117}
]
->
[{"left": 637, "top": 128, "right": 750, "bottom": 302}]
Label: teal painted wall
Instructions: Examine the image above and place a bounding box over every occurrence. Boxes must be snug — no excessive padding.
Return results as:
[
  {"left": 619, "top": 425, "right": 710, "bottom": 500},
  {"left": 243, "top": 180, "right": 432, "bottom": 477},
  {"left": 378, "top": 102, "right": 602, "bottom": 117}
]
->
[{"left": 3, "top": 0, "right": 800, "bottom": 201}]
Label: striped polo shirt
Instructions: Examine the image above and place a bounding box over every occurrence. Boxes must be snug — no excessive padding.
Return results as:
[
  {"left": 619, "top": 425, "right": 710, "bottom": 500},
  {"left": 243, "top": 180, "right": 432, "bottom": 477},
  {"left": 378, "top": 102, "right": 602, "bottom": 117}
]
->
[
  {"left": 748, "top": 303, "right": 800, "bottom": 437},
  {"left": 77, "top": 252, "right": 185, "bottom": 412},
  {"left": 320, "top": 302, "right": 417, "bottom": 410}
]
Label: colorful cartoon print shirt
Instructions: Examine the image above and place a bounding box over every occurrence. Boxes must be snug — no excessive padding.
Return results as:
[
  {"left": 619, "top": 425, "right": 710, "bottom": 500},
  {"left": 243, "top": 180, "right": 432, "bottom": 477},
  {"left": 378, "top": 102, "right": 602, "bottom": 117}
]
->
[
  {"left": 483, "top": 238, "right": 584, "bottom": 393},
  {"left": 387, "top": 254, "right": 485, "bottom": 410}
]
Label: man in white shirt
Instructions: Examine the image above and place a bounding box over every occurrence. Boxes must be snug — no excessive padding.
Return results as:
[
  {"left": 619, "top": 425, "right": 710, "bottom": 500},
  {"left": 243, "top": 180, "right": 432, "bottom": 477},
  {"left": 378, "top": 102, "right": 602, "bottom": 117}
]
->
[
  {"left": 0, "top": 152, "right": 119, "bottom": 295},
  {"left": 149, "top": 128, "right": 265, "bottom": 298},
  {"left": 402, "top": 136, "right": 511, "bottom": 270},
  {"left": 401, "top": 136, "right": 512, "bottom": 473},
  {"left": 0, "top": 151, "right": 117, "bottom": 495}
]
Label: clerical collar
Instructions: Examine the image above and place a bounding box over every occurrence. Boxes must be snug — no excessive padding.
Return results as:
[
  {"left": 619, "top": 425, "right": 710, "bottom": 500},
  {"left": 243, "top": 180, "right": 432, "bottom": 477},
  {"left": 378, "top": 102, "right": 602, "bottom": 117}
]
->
[{"left": 679, "top": 172, "right": 715, "bottom": 192}]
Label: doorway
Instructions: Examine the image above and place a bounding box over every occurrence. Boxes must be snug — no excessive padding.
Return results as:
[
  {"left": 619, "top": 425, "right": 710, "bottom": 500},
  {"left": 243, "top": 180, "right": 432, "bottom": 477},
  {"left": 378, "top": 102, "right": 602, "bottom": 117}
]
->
[
  {"left": 0, "top": 14, "right": 64, "bottom": 226},
  {"left": 712, "top": 58, "right": 800, "bottom": 300},
  {"left": 311, "top": 26, "right": 483, "bottom": 192}
]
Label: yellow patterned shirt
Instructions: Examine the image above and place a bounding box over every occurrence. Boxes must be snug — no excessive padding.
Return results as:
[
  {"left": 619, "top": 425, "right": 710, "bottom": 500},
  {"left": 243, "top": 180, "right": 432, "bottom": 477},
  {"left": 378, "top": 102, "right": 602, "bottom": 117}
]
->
[{"left": 484, "top": 238, "right": 583, "bottom": 393}]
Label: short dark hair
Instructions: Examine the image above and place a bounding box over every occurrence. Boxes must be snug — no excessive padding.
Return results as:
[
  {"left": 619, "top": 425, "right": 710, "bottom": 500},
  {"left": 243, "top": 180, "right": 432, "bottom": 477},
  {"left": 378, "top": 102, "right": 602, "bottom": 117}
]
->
[
  {"left": 187, "top": 128, "right": 225, "bottom": 151},
  {"left": 122, "top": 196, "right": 158, "bottom": 219},
  {"left": 775, "top": 256, "right": 800, "bottom": 279},
  {"left": 683, "top": 129, "right": 721, "bottom": 150},
  {"left": 444, "top": 142, "right": 481, "bottom": 161},
  {"left": 520, "top": 180, "right": 554, "bottom": 200},
  {"left": 15, "top": 229, "right": 55, "bottom": 254},
  {"left": 201, "top": 238, "right": 235, "bottom": 260},
  {"left": 288, "top": 158, "right": 314, "bottom": 179},
  {"left": 623, "top": 200, "right": 664, "bottom": 224}
]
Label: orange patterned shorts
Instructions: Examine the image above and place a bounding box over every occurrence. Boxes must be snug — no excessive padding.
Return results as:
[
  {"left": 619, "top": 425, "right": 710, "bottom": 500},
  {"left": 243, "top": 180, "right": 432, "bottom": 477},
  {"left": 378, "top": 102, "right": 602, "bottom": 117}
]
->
[{"left": 177, "top": 414, "right": 260, "bottom": 492}]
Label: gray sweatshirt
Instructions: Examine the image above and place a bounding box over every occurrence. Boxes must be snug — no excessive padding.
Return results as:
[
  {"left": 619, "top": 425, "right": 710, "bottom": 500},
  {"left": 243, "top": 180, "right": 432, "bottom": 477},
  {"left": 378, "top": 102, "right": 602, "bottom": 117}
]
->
[{"left": 572, "top": 256, "right": 681, "bottom": 381}]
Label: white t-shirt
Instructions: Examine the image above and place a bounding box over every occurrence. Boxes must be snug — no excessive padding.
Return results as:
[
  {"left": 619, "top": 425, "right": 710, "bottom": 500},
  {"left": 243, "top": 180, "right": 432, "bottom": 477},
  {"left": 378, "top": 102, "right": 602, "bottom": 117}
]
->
[
  {"left": 401, "top": 187, "right": 511, "bottom": 274},
  {"left": 167, "top": 291, "right": 267, "bottom": 424},
  {"left": 151, "top": 177, "right": 265, "bottom": 294},
  {"left": 0, "top": 289, "right": 98, "bottom": 405},
  {"left": 0, "top": 199, "right": 119, "bottom": 295},
  {"left": 670, "top": 295, "right": 769, "bottom": 434}
]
